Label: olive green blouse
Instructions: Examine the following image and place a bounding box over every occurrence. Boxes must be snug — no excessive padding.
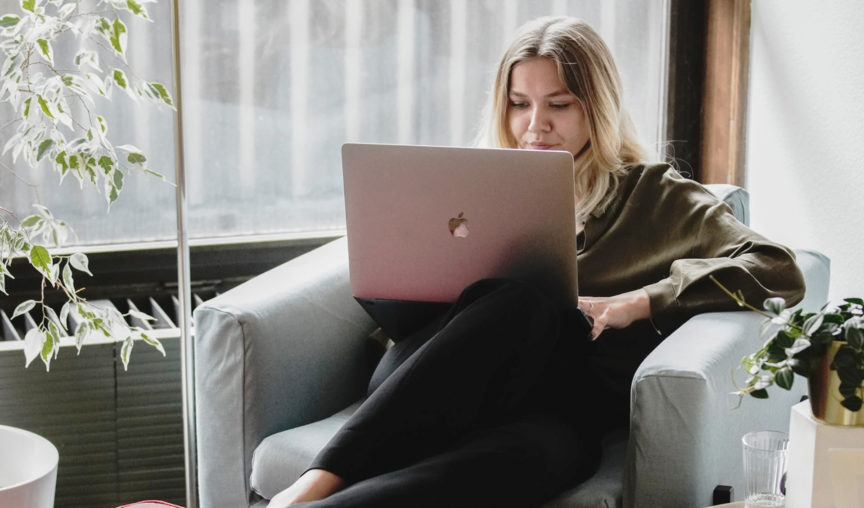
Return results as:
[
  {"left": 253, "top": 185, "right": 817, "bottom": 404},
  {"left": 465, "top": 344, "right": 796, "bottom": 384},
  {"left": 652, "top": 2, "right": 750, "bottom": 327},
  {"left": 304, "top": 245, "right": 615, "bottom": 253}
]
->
[{"left": 578, "top": 163, "right": 806, "bottom": 336}]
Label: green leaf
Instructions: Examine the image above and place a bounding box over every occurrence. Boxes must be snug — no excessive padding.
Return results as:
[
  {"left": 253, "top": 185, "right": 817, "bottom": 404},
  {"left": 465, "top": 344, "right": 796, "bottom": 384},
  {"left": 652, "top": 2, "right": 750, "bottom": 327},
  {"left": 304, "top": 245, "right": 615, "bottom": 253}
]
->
[
  {"left": 139, "top": 332, "right": 166, "bottom": 356},
  {"left": 764, "top": 297, "right": 786, "bottom": 316},
  {"left": 36, "top": 139, "right": 54, "bottom": 161},
  {"left": 832, "top": 346, "right": 858, "bottom": 371},
  {"left": 21, "top": 0, "right": 35, "bottom": 13},
  {"left": 59, "top": 302, "right": 70, "bottom": 324},
  {"left": 750, "top": 388, "right": 769, "bottom": 399},
  {"left": 97, "top": 17, "right": 110, "bottom": 33},
  {"left": 55, "top": 150, "right": 68, "bottom": 172},
  {"left": 24, "top": 327, "right": 44, "bottom": 367},
  {"left": 41, "top": 327, "right": 55, "bottom": 370},
  {"left": 23, "top": 96, "right": 31, "bottom": 117},
  {"left": 774, "top": 329, "right": 794, "bottom": 349},
  {"left": 36, "top": 95, "right": 53, "bottom": 119},
  {"left": 62, "top": 262, "right": 74, "bottom": 291},
  {"left": 74, "top": 321, "right": 88, "bottom": 351},
  {"left": 842, "top": 395, "right": 863, "bottom": 412},
  {"left": 110, "top": 18, "right": 127, "bottom": 54},
  {"left": 113, "top": 68, "right": 127, "bottom": 89},
  {"left": 20, "top": 214, "right": 41, "bottom": 228},
  {"left": 29, "top": 245, "right": 51, "bottom": 273},
  {"left": 127, "top": 152, "right": 146, "bottom": 166},
  {"left": 0, "top": 15, "right": 20, "bottom": 27},
  {"left": 766, "top": 341, "right": 787, "bottom": 363},
  {"left": 108, "top": 183, "right": 119, "bottom": 203},
  {"left": 144, "top": 168, "right": 167, "bottom": 181},
  {"left": 98, "top": 155, "right": 112, "bottom": 173},
  {"left": 47, "top": 309, "right": 65, "bottom": 335},
  {"left": 36, "top": 38, "right": 52, "bottom": 63},
  {"left": 12, "top": 299, "right": 36, "bottom": 319},
  {"left": 127, "top": 0, "right": 148, "bottom": 19},
  {"left": 845, "top": 318, "right": 864, "bottom": 350},
  {"left": 69, "top": 252, "right": 92, "bottom": 276},
  {"left": 148, "top": 82, "right": 173, "bottom": 106},
  {"left": 775, "top": 367, "right": 795, "bottom": 390},
  {"left": 822, "top": 313, "right": 845, "bottom": 325},
  {"left": 804, "top": 313, "right": 825, "bottom": 336},
  {"left": 99, "top": 155, "right": 114, "bottom": 175},
  {"left": 839, "top": 381, "right": 860, "bottom": 399},
  {"left": 113, "top": 169, "right": 124, "bottom": 191},
  {"left": 120, "top": 336, "right": 133, "bottom": 370},
  {"left": 128, "top": 309, "right": 155, "bottom": 323}
]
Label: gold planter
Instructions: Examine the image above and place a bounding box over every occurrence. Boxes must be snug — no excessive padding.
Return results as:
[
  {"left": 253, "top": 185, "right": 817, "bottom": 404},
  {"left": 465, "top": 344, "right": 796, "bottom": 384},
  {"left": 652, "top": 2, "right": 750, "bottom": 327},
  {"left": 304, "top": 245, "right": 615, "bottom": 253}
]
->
[{"left": 808, "top": 341, "right": 864, "bottom": 426}]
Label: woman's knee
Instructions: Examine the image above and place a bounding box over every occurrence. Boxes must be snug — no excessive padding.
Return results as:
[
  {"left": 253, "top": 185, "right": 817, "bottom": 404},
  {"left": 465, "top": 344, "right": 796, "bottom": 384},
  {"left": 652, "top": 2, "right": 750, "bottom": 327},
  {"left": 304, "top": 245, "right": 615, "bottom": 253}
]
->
[{"left": 457, "top": 278, "right": 554, "bottom": 315}]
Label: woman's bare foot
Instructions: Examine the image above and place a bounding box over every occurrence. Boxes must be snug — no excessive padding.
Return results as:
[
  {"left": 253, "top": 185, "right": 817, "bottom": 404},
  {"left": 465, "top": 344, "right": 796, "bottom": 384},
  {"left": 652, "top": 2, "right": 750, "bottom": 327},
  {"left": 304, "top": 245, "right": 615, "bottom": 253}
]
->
[{"left": 266, "top": 469, "right": 346, "bottom": 507}]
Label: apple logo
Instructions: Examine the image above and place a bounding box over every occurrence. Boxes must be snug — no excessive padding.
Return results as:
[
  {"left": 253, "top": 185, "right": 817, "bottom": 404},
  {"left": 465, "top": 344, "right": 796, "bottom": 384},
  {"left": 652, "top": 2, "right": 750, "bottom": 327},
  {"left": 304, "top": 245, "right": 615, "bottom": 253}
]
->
[{"left": 448, "top": 212, "right": 469, "bottom": 238}]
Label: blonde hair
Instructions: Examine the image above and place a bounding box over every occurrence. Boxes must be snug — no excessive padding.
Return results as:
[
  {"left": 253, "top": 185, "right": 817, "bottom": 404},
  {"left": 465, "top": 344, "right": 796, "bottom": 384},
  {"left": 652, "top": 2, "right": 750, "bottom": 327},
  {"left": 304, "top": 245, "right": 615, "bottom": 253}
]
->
[{"left": 476, "top": 16, "right": 647, "bottom": 221}]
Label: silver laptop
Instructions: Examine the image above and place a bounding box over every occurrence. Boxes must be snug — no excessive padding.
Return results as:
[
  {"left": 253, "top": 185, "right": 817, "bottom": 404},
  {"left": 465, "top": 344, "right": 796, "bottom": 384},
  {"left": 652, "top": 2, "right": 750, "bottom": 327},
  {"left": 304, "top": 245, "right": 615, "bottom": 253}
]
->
[{"left": 342, "top": 143, "right": 579, "bottom": 336}]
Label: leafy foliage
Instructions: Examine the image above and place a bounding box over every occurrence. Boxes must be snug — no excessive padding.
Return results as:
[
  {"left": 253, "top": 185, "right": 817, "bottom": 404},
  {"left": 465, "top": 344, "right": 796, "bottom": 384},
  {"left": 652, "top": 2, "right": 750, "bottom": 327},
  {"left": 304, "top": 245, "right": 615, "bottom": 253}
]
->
[
  {"left": 714, "top": 276, "right": 864, "bottom": 413},
  {"left": 1, "top": 0, "right": 171, "bottom": 370}
]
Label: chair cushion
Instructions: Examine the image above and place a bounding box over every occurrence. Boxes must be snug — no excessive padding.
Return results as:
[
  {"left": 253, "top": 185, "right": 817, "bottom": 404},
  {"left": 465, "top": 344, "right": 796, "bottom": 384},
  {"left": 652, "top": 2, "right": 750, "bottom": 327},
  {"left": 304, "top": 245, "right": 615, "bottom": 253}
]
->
[
  {"left": 250, "top": 400, "right": 626, "bottom": 507},
  {"left": 543, "top": 430, "right": 626, "bottom": 508},
  {"left": 250, "top": 402, "right": 361, "bottom": 500}
]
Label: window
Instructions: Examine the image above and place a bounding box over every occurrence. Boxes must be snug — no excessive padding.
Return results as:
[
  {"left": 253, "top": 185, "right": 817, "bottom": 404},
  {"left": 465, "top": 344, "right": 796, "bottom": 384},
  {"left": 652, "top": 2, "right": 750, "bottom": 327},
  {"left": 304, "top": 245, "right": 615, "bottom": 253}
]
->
[{"left": 1, "top": 0, "right": 669, "bottom": 247}]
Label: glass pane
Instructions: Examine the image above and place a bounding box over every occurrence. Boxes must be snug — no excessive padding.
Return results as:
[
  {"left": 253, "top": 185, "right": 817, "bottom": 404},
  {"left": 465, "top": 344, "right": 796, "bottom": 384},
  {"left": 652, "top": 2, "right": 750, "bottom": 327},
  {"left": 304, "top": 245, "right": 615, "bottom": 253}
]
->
[
  {"left": 0, "top": 0, "right": 178, "bottom": 245},
  {"left": 0, "top": 0, "right": 669, "bottom": 247}
]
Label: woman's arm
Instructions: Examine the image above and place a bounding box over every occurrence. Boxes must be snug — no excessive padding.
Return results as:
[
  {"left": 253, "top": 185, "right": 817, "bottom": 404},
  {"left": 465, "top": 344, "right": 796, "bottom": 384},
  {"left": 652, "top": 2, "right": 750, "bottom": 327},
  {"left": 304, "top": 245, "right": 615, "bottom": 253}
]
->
[{"left": 577, "top": 164, "right": 806, "bottom": 339}]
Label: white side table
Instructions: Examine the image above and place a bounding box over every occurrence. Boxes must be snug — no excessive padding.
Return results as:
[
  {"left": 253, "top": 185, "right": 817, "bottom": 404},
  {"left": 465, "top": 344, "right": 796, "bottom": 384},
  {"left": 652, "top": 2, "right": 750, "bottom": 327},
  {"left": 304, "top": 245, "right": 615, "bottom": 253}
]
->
[{"left": 787, "top": 400, "right": 864, "bottom": 507}]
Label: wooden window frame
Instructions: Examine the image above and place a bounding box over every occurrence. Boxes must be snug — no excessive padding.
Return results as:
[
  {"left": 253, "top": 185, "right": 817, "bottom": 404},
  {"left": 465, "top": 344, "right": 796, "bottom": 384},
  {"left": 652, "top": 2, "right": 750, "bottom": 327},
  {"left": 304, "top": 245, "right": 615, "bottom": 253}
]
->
[{"left": 666, "top": 0, "right": 751, "bottom": 185}]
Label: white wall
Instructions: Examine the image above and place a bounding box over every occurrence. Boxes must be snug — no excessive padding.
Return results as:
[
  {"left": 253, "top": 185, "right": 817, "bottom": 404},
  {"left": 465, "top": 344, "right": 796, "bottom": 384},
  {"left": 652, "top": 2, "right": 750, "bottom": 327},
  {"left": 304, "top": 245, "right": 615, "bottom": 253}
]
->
[{"left": 747, "top": 0, "right": 864, "bottom": 302}]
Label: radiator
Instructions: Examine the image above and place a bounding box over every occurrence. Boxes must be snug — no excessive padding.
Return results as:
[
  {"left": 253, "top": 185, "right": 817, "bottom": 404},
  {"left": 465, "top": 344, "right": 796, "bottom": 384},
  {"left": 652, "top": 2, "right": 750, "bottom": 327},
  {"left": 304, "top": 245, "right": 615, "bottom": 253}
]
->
[{"left": 0, "top": 294, "right": 197, "bottom": 507}]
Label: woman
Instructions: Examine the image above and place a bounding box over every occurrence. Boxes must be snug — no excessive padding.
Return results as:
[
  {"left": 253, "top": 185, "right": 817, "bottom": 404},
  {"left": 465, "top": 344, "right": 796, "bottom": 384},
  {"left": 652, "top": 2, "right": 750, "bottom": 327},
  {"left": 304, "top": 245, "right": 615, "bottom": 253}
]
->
[{"left": 269, "top": 16, "right": 805, "bottom": 507}]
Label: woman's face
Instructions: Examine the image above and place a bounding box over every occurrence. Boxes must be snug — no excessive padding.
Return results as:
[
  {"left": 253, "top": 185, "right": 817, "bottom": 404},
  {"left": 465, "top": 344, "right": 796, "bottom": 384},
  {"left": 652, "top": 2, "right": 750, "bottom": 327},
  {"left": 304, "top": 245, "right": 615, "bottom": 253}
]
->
[{"left": 507, "top": 57, "right": 589, "bottom": 158}]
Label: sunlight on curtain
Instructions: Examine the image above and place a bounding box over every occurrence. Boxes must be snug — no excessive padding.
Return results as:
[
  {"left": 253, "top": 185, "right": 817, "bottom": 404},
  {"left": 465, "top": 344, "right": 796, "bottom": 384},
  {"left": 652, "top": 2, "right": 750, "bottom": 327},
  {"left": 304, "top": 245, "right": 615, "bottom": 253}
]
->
[{"left": 0, "top": 0, "right": 669, "bottom": 245}]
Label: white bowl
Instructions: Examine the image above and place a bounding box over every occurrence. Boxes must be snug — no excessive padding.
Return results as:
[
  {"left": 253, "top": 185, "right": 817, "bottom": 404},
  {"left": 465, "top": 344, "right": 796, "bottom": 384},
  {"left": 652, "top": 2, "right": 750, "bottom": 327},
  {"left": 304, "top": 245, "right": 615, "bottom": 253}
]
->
[{"left": 0, "top": 425, "right": 59, "bottom": 508}]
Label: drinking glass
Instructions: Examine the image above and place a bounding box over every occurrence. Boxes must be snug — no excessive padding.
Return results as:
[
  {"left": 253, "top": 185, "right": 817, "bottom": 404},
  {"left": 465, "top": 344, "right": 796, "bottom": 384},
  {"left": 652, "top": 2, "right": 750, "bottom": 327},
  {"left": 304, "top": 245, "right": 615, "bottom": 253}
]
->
[{"left": 742, "top": 430, "right": 789, "bottom": 508}]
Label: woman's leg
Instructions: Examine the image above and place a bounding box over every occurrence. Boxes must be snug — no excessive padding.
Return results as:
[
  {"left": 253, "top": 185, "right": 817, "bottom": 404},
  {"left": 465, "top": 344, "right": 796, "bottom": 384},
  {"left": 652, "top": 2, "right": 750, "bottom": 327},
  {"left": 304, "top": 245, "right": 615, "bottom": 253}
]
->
[
  {"left": 310, "top": 278, "right": 583, "bottom": 483},
  {"left": 299, "top": 414, "right": 600, "bottom": 508}
]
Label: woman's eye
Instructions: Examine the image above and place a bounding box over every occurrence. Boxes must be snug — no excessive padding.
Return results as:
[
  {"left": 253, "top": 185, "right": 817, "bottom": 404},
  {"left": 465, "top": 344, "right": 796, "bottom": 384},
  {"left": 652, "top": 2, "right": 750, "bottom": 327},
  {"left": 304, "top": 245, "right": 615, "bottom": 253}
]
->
[
  {"left": 509, "top": 101, "right": 528, "bottom": 109},
  {"left": 550, "top": 103, "right": 571, "bottom": 109}
]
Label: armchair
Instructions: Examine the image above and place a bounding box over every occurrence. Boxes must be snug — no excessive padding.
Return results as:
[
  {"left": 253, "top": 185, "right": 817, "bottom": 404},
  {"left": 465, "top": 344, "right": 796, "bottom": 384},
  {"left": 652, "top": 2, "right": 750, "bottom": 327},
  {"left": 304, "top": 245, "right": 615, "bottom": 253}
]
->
[{"left": 193, "top": 185, "right": 830, "bottom": 508}]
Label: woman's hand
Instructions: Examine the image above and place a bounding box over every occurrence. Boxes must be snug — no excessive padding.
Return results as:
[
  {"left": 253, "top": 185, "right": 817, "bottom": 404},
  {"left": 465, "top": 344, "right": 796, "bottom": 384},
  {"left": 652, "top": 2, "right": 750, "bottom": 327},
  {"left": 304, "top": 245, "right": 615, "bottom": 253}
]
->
[{"left": 578, "top": 289, "right": 651, "bottom": 340}]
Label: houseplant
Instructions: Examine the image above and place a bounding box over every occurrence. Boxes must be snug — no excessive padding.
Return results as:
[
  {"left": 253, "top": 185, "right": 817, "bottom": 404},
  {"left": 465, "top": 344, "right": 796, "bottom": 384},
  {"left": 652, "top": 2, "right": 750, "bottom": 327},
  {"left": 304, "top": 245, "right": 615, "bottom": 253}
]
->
[
  {"left": 713, "top": 276, "right": 864, "bottom": 425},
  {"left": 0, "top": 0, "right": 172, "bottom": 370}
]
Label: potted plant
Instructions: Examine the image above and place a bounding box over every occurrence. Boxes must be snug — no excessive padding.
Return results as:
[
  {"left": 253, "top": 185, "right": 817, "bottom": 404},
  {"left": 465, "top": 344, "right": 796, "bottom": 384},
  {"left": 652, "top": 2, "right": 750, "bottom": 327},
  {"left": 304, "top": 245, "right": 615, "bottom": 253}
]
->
[
  {"left": 713, "top": 276, "right": 864, "bottom": 425},
  {"left": 0, "top": 0, "right": 173, "bottom": 370}
]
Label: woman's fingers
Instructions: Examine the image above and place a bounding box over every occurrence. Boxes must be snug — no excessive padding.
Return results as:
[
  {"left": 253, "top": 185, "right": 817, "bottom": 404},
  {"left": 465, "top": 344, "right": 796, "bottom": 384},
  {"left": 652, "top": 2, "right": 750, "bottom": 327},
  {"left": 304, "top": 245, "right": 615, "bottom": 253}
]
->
[{"left": 579, "top": 289, "right": 651, "bottom": 340}]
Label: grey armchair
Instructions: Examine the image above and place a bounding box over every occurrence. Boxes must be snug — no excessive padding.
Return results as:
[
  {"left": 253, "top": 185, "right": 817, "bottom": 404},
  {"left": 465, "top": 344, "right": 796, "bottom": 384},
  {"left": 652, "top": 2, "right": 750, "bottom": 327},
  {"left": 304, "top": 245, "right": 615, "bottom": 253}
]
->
[{"left": 193, "top": 185, "right": 830, "bottom": 508}]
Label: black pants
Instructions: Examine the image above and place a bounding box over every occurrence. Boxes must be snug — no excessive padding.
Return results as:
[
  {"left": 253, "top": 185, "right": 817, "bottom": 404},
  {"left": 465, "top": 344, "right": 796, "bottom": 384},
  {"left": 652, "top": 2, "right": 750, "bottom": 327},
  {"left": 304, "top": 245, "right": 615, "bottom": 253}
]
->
[{"left": 303, "top": 279, "right": 606, "bottom": 507}]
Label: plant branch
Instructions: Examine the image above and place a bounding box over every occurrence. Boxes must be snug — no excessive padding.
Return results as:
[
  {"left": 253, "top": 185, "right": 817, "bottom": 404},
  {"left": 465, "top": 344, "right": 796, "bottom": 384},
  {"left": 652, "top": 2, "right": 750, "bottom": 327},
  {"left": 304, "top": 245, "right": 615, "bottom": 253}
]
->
[{"left": 709, "top": 275, "right": 773, "bottom": 316}]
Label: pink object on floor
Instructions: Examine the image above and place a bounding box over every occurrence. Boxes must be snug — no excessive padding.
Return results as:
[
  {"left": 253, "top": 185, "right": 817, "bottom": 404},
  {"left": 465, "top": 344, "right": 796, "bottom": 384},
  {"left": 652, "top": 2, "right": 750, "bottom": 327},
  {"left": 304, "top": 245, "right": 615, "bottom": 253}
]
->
[{"left": 116, "top": 502, "right": 185, "bottom": 508}]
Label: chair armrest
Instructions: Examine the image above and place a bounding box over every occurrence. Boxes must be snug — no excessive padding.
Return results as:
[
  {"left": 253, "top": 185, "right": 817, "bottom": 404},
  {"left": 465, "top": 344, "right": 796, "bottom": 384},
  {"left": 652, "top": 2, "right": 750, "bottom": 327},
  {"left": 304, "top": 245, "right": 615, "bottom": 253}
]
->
[
  {"left": 193, "top": 237, "right": 376, "bottom": 508},
  {"left": 623, "top": 311, "right": 802, "bottom": 507},
  {"left": 624, "top": 248, "right": 830, "bottom": 507}
]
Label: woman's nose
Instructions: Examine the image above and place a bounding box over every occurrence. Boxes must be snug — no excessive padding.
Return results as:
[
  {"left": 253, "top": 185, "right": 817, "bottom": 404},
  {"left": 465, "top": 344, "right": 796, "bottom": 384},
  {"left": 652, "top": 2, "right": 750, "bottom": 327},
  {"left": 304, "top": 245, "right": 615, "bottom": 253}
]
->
[{"left": 528, "top": 107, "right": 550, "bottom": 133}]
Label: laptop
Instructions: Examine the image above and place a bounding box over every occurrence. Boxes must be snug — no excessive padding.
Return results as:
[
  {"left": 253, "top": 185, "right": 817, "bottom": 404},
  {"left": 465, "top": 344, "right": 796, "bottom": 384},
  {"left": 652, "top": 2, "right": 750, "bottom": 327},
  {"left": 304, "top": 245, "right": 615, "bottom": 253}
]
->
[{"left": 341, "top": 143, "right": 579, "bottom": 338}]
